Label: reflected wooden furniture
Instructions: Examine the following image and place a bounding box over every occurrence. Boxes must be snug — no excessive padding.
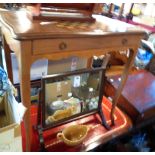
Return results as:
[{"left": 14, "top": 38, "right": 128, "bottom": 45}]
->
[
  {"left": 0, "top": 11, "right": 145, "bottom": 151},
  {"left": 105, "top": 70, "right": 155, "bottom": 127}
]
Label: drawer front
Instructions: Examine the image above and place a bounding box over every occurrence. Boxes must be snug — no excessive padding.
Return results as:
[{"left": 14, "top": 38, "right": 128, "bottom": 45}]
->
[{"left": 32, "top": 36, "right": 136, "bottom": 55}]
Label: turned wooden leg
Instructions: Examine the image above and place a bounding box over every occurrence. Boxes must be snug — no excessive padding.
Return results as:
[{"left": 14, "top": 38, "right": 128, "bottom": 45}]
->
[
  {"left": 18, "top": 41, "right": 32, "bottom": 151},
  {"left": 110, "top": 48, "right": 137, "bottom": 125}
]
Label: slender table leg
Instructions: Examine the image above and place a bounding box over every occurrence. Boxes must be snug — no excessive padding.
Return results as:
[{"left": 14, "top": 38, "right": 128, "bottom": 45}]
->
[
  {"left": 110, "top": 48, "right": 137, "bottom": 125},
  {"left": 2, "top": 35, "right": 13, "bottom": 82},
  {"left": 18, "top": 41, "right": 32, "bottom": 151}
]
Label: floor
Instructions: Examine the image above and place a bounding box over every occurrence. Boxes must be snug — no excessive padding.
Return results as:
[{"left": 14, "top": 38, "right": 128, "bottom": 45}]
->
[{"left": 92, "top": 124, "right": 155, "bottom": 152}]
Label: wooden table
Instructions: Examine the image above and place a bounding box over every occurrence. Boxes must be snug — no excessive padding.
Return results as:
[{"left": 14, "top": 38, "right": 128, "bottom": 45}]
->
[{"left": 0, "top": 11, "right": 145, "bottom": 151}]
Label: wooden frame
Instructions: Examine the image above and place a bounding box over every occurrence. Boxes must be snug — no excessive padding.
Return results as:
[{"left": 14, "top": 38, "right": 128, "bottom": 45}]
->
[
  {"left": 39, "top": 67, "right": 109, "bottom": 131},
  {"left": 36, "top": 56, "right": 110, "bottom": 151}
]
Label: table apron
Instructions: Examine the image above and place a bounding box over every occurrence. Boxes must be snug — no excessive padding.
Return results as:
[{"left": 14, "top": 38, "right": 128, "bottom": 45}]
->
[{"left": 32, "top": 35, "right": 141, "bottom": 55}]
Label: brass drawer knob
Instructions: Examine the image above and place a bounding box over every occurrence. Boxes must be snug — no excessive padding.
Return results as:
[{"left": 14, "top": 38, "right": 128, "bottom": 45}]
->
[
  {"left": 59, "top": 42, "right": 67, "bottom": 50},
  {"left": 122, "top": 38, "right": 128, "bottom": 45}
]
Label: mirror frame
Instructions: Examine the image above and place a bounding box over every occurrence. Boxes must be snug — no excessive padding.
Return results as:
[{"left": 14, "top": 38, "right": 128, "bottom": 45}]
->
[{"left": 40, "top": 66, "right": 106, "bottom": 130}]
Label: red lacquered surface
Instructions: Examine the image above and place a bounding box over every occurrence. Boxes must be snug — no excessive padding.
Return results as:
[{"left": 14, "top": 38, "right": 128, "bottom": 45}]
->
[
  {"left": 109, "top": 70, "right": 155, "bottom": 113},
  {"left": 105, "top": 70, "right": 155, "bottom": 123},
  {"left": 21, "top": 96, "right": 132, "bottom": 152}
]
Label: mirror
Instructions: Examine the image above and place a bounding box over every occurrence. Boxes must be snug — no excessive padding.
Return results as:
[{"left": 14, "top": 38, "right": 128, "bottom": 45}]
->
[{"left": 41, "top": 67, "right": 105, "bottom": 128}]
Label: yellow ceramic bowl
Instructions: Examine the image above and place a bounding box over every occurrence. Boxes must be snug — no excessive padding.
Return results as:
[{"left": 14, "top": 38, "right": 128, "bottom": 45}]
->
[{"left": 57, "top": 125, "right": 89, "bottom": 146}]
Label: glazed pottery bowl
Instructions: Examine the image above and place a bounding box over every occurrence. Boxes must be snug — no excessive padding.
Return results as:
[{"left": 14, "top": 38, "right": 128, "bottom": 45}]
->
[
  {"left": 47, "top": 106, "right": 75, "bottom": 123},
  {"left": 57, "top": 124, "right": 89, "bottom": 146}
]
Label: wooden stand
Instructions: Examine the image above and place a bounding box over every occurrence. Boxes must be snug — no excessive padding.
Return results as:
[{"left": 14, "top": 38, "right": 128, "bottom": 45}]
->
[{"left": 36, "top": 56, "right": 110, "bottom": 151}]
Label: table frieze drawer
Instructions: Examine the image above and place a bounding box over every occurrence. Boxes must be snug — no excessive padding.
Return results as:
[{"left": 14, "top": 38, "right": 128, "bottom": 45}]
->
[{"left": 32, "top": 36, "right": 136, "bottom": 55}]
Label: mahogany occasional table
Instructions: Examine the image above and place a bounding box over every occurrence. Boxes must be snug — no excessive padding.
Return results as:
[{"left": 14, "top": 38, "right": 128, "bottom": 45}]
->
[{"left": 0, "top": 11, "right": 145, "bottom": 151}]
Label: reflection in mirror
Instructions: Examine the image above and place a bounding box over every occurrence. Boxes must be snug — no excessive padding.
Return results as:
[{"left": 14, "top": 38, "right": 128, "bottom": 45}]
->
[{"left": 44, "top": 71, "right": 100, "bottom": 125}]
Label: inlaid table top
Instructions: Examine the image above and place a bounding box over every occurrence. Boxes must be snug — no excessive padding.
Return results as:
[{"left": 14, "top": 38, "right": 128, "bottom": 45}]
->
[{"left": 0, "top": 11, "right": 145, "bottom": 40}]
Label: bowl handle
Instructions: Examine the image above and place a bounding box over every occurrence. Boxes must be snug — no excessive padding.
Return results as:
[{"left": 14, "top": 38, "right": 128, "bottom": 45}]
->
[{"left": 57, "top": 132, "right": 64, "bottom": 141}]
